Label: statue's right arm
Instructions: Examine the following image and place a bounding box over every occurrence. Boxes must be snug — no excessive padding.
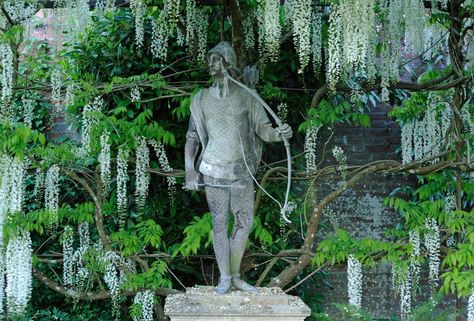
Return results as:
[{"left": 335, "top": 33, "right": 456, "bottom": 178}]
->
[{"left": 184, "top": 117, "right": 200, "bottom": 191}]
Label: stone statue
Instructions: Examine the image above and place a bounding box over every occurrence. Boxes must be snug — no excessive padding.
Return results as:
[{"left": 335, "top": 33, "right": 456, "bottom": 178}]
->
[{"left": 184, "top": 41, "right": 292, "bottom": 294}]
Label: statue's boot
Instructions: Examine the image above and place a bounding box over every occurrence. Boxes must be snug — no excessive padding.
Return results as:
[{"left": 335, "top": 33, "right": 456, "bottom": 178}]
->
[
  {"left": 232, "top": 274, "right": 257, "bottom": 292},
  {"left": 216, "top": 275, "right": 232, "bottom": 294}
]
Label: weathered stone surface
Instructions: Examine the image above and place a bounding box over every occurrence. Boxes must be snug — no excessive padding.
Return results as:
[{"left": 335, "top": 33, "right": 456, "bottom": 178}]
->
[{"left": 165, "top": 287, "right": 311, "bottom": 321}]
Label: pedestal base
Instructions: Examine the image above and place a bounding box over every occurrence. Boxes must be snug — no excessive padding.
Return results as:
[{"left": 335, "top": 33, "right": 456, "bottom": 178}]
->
[{"left": 165, "top": 287, "right": 311, "bottom": 321}]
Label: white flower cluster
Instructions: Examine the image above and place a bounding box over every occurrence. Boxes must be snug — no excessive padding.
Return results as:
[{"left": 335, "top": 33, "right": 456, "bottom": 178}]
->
[
  {"left": 62, "top": 226, "right": 74, "bottom": 289},
  {"left": 9, "top": 158, "right": 26, "bottom": 214},
  {"left": 391, "top": 263, "right": 412, "bottom": 320},
  {"left": 4, "top": 0, "right": 37, "bottom": 23},
  {"left": 0, "top": 251, "right": 4, "bottom": 318},
  {"left": 65, "top": 83, "right": 76, "bottom": 109},
  {"left": 409, "top": 230, "right": 421, "bottom": 289},
  {"left": 103, "top": 251, "right": 123, "bottom": 318},
  {"left": 257, "top": 0, "right": 281, "bottom": 63},
  {"left": 71, "top": 222, "right": 91, "bottom": 291},
  {"left": 45, "top": 165, "right": 60, "bottom": 227},
  {"left": 130, "top": 0, "right": 146, "bottom": 50},
  {"left": 404, "top": 0, "right": 425, "bottom": 55},
  {"left": 399, "top": 270, "right": 412, "bottom": 321},
  {"left": 195, "top": 9, "right": 208, "bottom": 62},
  {"left": 423, "top": 23, "right": 447, "bottom": 61},
  {"left": 424, "top": 217, "right": 440, "bottom": 295},
  {"left": 401, "top": 121, "right": 414, "bottom": 165},
  {"left": 402, "top": 101, "right": 444, "bottom": 164},
  {"left": 95, "top": 0, "right": 115, "bottom": 11},
  {"left": 81, "top": 96, "right": 103, "bottom": 156},
  {"left": 327, "top": 7, "right": 342, "bottom": 92},
  {"left": 117, "top": 148, "right": 129, "bottom": 228},
  {"left": 133, "top": 290, "right": 155, "bottom": 321},
  {"left": 33, "top": 170, "right": 45, "bottom": 207},
  {"left": 163, "top": 0, "right": 180, "bottom": 31},
  {"left": 100, "top": 131, "right": 111, "bottom": 195},
  {"left": 347, "top": 254, "right": 362, "bottom": 309},
  {"left": 332, "top": 145, "right": 348, "bottom": 180},
  {"left": 185, "top": 0, "right": 197, "bottom": 49},
  {"left": 304, "top": 125, "right": 320, "bottom": 173},
  {"left": 51, "top": 68, "right": 63, "bottom": 111},
  {"left": 5, "top": 232, "right": 32, "bottom": 317},
  {"left": 445, "top": 192, "right": 457, "bottom": 212},
  {"left": 380, "top": 0, "right": 404, "bottom": 101},
  {"left": 277, "top": 103, "right": 288, "bottom": 123},
  {"left": 288, "top": 0, "right": 312, "bottom": 73},
  {"left": 135, "top": 137, "right": 150, "bottom": 211},
  {"left": 151, "top": 19, "right": 169, "bottom": 61},
  {"left": 0, "top": 43, "right": 13, "bottom": 115},
  {"left": 176, "top": 26, "right": 185, "bottom": 47},
  {"left": 468, "top": 287, "right": 474, "bottom": 321},
  {"left": 21, "top": 96, "right": 34, "bottom": 128},
  {"left": 243, "top": 14, "right": 256, "bottom": 50},
  {"left": 150, "top": 140, "right": 177, "bottom": 204},
  {"left": 311, "top": 11, "right": 323, "bottom": 75}
]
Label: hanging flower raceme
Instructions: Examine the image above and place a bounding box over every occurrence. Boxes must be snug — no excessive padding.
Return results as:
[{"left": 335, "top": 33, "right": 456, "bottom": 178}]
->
[
  {"left": 51, "top": 68, "right": 63, "bottom": 110},
  {"left": 81, "top": 97, "right": 103, "bottom": 156},
  {"left": 424, "top": 217, "right": 441, "bottom": 296},
  {"left": 62, "top": 226, "right": 74, "bottom": 289},
  {"left": 117, "top": 148, "right": 129, "bottom": 228},
  {"left": 45, "top": 164, "right": 60, "bottom": 227},
  {"left": 100, "top": 131, "right": 111, "bottom": 195},
  {"left": 332, "top": 146, "right": 348, "bottom": 180},
  {"left": 130, "top": 0, "right": 146, "bottom": 50},
  {"left": 21, "top": 95, "right": 34, "bottom": 128},
  {"left": 347, "top": 254, "right": 363, "bottom": 309},
  {"left": 304, "top": 125, "right": 321, "bottom": 173},
  {"left": 135, "top": 137, "right": 150, "bottom": 211},
  {"left": 404, "top": 0, "right": 425, "bottom": 55},
  {"left": 7, "top": 158, "right": 26, "bottom": 214},
  {"left": 0, "top": 43, "right": 14, "bottom": 116},
  {"left": 5, "top": 231, "right": 32, "bottom": 317},
  {"left": 33, "top": 169, "right": 45, "bottom": 207},
  {"left": 289, "top": 0, "right": 312, "bottom": 73},
  {"left": 0, "top": 251, "right": 4, "bottom": 318},
  {"left": 103, "top": 251, "right": 124, "bottom": 319},
  {"left": 243, "top": 14, "right": 256, "bottom": 50},
  {"left": 257, "top": 0, "right": 281, "bottom": 63},
  {"left": 151, "top": 19, "right": 169, "bottom": 61},
  {"left": 468, "top": 287, "right": 474, "bottom": 321},
  {"left": 195, "top": 8, "right": 208, "bottom": 62},
  {"left": 133, "top": 290, "right": 155, "bottom": 321},
  {"left": 150, "top": 140, "right": 177, "bottom": 204},
  {"left": 311, "top": 11, "right": 323, "bottom": 75},
  {"left": 401, "top": 121, "right": 414, "bottom": 165}
]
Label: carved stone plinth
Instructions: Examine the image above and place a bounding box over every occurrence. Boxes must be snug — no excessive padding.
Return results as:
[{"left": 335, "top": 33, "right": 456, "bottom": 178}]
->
[{"left": 164, "top": 287, "right": 311, "bottom": 321}]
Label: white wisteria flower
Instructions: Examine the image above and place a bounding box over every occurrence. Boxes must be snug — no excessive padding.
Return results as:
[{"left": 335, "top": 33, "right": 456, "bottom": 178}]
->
[
  {"left": 424, "top": 217, "right": 441, "bottom": 295},
  {"left": 100, "top": 131, "right": 111, "bottom": 195},
  {"left": 133, "top": 290, "right": 155, "bottom": 321},
  {"left": 304, "top": 125, "right": 321, "bottom": 173},
  {"left": 5, "top": 232, "right": 32, "bottom": 317},
  {"left": 347, "top": 254, "right": 363, "bottom": 309},
  {"left": 45, "top": 164, "right": 60, "bottom": 227},
  {"left": 150, "top": 140, "right": 177, "bottom": 204},
  {"left": 62, "top": 226, "right": 75, "bottom": 289},
  {"left": 117, "top": 148, "right": 129, "bottom": 228},
  {"left": 135, "top": 137, "right": 150, "bottom": 211}
]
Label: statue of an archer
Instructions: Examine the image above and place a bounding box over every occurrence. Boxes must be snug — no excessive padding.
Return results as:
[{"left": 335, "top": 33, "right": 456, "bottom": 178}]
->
[{"left": 184, "top": 41, "right": 293, "bottom": 294}]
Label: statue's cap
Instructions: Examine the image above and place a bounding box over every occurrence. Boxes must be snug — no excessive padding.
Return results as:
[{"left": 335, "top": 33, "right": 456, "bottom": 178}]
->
[{"left": 207, "top": 41, "right": 237, "bottom": 69}]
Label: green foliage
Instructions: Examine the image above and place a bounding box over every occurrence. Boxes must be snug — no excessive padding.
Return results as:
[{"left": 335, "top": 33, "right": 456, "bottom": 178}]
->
[
  {"left": 123, "top": 260, "right": 172, "bottom": 291},
  {"left": 176, "top": 213, "right": 213, "bottom": 256}
]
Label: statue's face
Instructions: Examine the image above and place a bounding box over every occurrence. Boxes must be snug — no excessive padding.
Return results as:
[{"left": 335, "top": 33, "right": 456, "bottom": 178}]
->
[{"left": 208, "top": 53, "right": 227, "bottom": 78}]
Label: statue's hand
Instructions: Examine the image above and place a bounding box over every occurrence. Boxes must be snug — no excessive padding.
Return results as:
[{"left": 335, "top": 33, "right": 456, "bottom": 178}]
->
[
  {"left": 277, "top": 123, "right": 293, "bottom": 139},
  {"left": 185, "top": 170, "right": 200, "bottom": 191}
]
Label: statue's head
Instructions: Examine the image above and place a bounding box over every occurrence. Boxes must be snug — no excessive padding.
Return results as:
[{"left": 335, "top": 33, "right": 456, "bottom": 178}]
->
[{"left": 207, "top": 41, "right": 237, "bottom": 77}]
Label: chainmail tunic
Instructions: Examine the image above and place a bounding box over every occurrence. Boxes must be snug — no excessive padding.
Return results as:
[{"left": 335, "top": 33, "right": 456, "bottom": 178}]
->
[{"left": 199, "top": 89, "right": 252, "bottom": 179}]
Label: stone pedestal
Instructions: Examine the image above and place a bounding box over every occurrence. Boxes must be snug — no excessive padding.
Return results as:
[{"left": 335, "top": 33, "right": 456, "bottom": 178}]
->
[{"left": 164, "top": 287, "right": 311, "bottom": 321}]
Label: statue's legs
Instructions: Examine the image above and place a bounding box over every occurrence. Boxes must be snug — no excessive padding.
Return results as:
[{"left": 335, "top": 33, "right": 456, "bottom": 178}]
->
[
  {"left": 229, "top": 177, "right": 257, "bottom": 291},
  {"left": 204, "top": 176, "right": 232, "bottom": 294}
]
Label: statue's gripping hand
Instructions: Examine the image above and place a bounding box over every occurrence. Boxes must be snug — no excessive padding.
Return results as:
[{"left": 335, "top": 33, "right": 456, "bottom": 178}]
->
[
  {"left": 276, "top": 123, "right": 293, "bottom": 139},
  {"left": 185, "top": 170, "right": 200, "bottom": 191}
]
